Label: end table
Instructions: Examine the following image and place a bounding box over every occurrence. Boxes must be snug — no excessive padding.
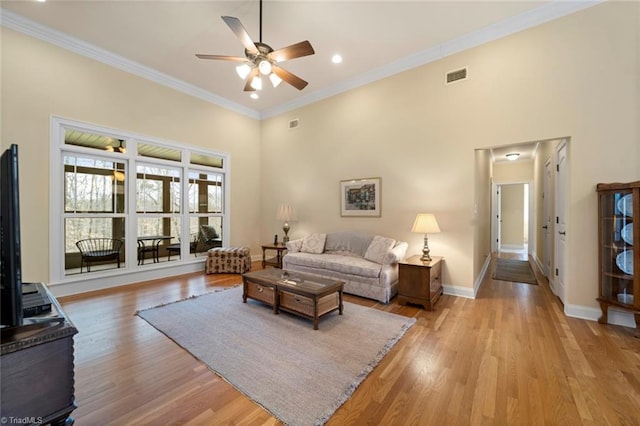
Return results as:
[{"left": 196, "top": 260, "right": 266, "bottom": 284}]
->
[
  {"left": 397, "top": 255, "right": 443, "bottom": 310},
  {"left": 261, "top": 243, "right": 287, "bottom": 268}
]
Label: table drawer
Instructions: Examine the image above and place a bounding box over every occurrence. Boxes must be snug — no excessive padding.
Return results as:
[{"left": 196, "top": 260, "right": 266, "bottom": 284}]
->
[
  {"left": 246, "top": 281, "right": 276, "bottom": 305},
  {"left": 279, "top": 291, "right": 339, "bottom": 317}
]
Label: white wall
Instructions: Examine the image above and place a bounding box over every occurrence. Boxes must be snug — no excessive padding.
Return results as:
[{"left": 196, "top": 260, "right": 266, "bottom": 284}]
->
[
  {"left": 1, "top": 28, "right": 262, "bottom": 290},
  {"left": 1, "top": 2, "right": 638, "bottom": 314},
  {"left": 260, "top": 1, "right": 640, "bottom": 313}
]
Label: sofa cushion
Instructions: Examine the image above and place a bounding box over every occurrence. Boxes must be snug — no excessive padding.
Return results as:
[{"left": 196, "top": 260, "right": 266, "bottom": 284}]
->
[
  {"left": 364, "top": 235, "right": 396, "bottom": 264},
  {"left": 301, "top": 233, "right": 326, "bottom": 254},
  {"left": 324, "top": 231, "right": 373, "bottom": 257},
  {"left": 284, "top": 252, "right": 381, "bottom": 278},
  {"left": 286, "top": 239, "right": 303, "bottom": 253}
]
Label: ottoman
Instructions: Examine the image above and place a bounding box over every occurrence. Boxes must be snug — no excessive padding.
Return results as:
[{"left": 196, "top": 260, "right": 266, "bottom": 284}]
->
[{"left": 206, "top": 247, "right": 251, "bottom": 274}]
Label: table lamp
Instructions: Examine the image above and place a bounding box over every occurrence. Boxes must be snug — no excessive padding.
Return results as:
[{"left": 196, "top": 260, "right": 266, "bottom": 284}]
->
[
  {"left": 411, "top": 213, "right": 440, "bottom": 262},
  {"left": 276, "top": 204, "right": 297, "bottom": 243}
]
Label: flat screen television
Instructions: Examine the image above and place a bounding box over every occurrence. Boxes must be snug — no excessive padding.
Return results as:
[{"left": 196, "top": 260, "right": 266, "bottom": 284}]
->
[{"left": 1, "top": 144, "right": 23, "bottom": 327}]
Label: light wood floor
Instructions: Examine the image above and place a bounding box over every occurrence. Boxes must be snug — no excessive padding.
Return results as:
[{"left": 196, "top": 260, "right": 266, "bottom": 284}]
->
[{"left": 59, "top": 254, "right": 640, "bottom": 425}]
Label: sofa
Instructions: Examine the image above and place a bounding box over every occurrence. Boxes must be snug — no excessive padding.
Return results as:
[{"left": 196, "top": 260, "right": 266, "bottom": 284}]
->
[{"left": 282, "top": 231, "right": 408, "bottom": 303}]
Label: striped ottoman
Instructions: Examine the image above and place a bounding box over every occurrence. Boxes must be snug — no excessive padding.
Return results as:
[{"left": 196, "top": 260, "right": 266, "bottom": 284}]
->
[{"left": 205, "top": 247, "right": 251, "bottom": 274}]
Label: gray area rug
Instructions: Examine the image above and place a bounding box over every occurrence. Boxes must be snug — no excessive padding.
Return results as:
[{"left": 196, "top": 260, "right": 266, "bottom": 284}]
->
[
  {"left": 137, "top": 285, "right": 415, "bottom": 426},
  {"left": 492, "top": 258, "right": 538, "bottom": 284}
]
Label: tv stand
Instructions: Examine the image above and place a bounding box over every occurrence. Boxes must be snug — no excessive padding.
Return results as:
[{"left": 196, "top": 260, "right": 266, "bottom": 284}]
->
[{"left": 1, "top": 283, "right": 78, "bottom": 425}]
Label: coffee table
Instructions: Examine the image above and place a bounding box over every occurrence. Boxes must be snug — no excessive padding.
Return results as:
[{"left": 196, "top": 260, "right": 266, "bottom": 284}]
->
[{"left": 242, "top": 269, "right": 344, "bottom": 330}]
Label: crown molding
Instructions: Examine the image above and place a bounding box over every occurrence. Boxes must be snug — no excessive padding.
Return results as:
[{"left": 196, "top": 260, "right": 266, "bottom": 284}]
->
[
  {"left": 0, "top": 9, "right": 260, "bottom": 120},
  {"left": 260, "top": 0, "right": 603, "bottom": 119},
  {"left": 1, "top": 1, "right": 602, "bottom": 121}
]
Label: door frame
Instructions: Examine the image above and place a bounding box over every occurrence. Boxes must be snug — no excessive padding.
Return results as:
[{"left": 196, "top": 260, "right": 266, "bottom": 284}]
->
[
  {"left": 492, "top": 180, "right": 534, "bottom": 254},
  {"left": 553, "top": 140, "right": 569, "bottom": 303},
  {"left": 542, "top": 156, "right": 553, "bottom": 278}
]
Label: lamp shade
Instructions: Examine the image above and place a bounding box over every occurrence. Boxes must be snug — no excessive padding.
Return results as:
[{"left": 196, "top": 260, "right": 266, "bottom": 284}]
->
[
  {"left": 411, "top": 213, "right": 440, "bottom": 234},
  {"left": 276, "top": 204, "right": 297, "bottom": 222}
]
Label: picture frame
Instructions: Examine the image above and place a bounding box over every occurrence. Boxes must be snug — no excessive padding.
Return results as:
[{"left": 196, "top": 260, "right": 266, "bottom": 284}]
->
[{"left": 340, "top": 177, "right": 381, "bottom": 217}]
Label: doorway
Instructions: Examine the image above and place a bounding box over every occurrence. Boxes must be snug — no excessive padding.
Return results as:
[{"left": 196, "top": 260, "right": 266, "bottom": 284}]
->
[{"left": 493, "top": 183, "right": 530, "bottom": 253}]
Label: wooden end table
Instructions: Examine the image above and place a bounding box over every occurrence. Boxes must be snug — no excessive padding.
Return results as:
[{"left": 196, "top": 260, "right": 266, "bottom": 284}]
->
[
  {"left": 397, "top": 255, "right": 443, "bottom": 310},
  {"left": 261, "top": 243, "right": 287, "bottom": 268}
]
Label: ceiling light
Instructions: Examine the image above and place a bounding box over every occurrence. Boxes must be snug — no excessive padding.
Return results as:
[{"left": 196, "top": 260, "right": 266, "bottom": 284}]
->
[
  {"left": 331, "top": 54, "right": 343, "bottom": 64},
  {"left": 506, "top": 153, "right": 520, "bottom": 161},
  {"left": 250, "top": 93, "right": 259, "bottom": 100},
  {"left": 250, "top": 76, "right": 262, "bottom": 90},
  {"left": 236, "top": 64, "right": 252, "bottom": 80},
  {"left": 258, "top": 60, "right": 272, "bottom": 75},
  {"left": 269, "top": 73, "right": 282, "bottom": 88}
]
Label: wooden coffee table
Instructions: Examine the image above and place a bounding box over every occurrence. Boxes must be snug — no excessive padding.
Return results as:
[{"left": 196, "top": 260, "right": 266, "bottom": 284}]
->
[{"left": 242, "top": 269, "right": 344, "bottom": 330}]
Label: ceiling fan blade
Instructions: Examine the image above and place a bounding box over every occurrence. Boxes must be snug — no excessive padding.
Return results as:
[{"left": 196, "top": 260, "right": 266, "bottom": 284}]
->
[
  {"left": 243, "top": 68, "right": 259, "bottom": 92},
  {"left": 269, "top": 41, "right": 315, "bottom": 63},
  {"left": 221, "top": 16, "right": 258, "bottom": 53},
  {"left": 195, "top": 54, "right": 248, "bottom": 62},
  {"left": 272, "top": 65, "right": 309, "bottom": 91}
]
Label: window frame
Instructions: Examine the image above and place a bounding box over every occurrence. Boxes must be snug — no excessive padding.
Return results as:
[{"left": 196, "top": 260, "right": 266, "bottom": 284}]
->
[{"left": 50, "top": 116, "right": 230, "bottom": 284}]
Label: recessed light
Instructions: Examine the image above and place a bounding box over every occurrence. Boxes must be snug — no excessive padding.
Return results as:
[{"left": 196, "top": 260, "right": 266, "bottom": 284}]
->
[
  {"left": 331, "top": 54, "right": 343, "bottom": 64},
  {"left": 250, "top": 93, "right": 259, "bottom": 100},
  {"left": 505, "top": 153, "right": 520, "bottom": 161}
]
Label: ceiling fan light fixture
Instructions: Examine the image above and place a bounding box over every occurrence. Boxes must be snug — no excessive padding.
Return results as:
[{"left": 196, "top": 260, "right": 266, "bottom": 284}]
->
[
  {"left": 250, "top": 75, "right": 262, "bottom": 90},
  {"left": 269, "top": 72, "right": 282, "bottom": 88},
  {"left": 258, "top": 60, "right": 272, "bottom": 75},
  {"left": 236, "top": 63, "right": 252, "bottom": 80}
]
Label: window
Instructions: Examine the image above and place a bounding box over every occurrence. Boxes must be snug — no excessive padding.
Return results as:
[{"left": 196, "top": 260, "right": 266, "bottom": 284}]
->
[
  {"left": 189, "top": 170, "right": 224, "bottom": 254},
  {"left": 51, "top": 119, "right": 229, "bottom": 281}
]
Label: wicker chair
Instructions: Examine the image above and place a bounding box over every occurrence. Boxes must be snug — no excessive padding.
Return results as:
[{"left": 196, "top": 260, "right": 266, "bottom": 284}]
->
[{"left": 76, "top": 238, "right": 124, "bottom": 273}]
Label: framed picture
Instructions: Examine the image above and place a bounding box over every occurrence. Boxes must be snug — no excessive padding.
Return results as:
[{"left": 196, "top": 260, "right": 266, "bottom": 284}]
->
[{"left": 340, "top": 177, "right": 381, "bottom": 217}]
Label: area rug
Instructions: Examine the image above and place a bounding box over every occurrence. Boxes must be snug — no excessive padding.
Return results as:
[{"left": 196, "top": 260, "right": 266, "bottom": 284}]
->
[
  {"left": 492, "top": 258, "right": 538, "bottom": 285},
  {"left": 137, "top": 285, "right": 415, "bottom": 426}
]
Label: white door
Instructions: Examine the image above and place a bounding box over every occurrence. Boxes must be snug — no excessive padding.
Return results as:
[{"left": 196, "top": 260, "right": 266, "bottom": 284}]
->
[
  {"left": 493, "top": 185, "right": 502, "bottom": 252},
  {"left": 554, "top": 142, "right": 568, "bottom": 303},
  {"left": 543, "top": 158, "right": 552, "bottom": 278}
]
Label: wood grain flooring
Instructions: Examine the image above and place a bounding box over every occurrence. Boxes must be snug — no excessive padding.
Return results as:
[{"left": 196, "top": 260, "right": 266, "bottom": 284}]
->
[{"left": 58, "top": 254, "right": 640, "bottom": 425}]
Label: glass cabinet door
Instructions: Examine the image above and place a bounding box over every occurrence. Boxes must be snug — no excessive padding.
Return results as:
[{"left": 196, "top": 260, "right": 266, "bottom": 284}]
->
[{"left": 599, "top": 189, "right": 634, "bottom": 306}]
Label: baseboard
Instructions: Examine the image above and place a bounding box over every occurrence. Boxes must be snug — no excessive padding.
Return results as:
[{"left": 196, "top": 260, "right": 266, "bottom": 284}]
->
[
  {"left": 443, "top": 284, "right": 475, "bottom": 299},
  {"left": 49, "top": 261, "right": 206, "bottom": 297},
  {"left": 565, "top": 303, "right": 637, "bottom": 329},
  {"left": 500, "top": 244, "right": 526, "bottom": 251},
  {"left": 531, "top": 253, "right": 544, "bottom": 275}
]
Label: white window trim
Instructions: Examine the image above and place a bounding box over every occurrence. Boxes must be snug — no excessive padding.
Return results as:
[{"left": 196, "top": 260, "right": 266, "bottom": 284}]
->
[{"left": 49, "top": 116, "right": 231, "bottom": 292}]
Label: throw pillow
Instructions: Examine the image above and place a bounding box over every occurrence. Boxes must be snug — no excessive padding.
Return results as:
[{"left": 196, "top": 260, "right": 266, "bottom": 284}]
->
[
  {"left": 301, "top": 233, "right": 327, "bottom": 254},
  {"left": 286, "top": 239, "right": 303, "bottom": 253},
  {"left": 364, "top": 235, "right": 396, "bottom": 264}
]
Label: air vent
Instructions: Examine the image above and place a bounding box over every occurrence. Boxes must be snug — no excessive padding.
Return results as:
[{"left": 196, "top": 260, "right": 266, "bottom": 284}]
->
[
  {"left": 445, "top": 67, "right": 468, "bottom": 85},
  {"left": 288, "top": 118, "right": 299, "bottom": 130}
]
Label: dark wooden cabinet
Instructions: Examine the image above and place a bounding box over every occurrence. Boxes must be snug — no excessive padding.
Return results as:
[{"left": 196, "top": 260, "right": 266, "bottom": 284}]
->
[
  {"left": 1, "top": 284, "right": 78, "bottom": 425},
  {"left": 397, "top": 256, "right": 443, "bottom": 310},
  {"left": 596, "top": 181, "right": 640, "bottom": 333}
]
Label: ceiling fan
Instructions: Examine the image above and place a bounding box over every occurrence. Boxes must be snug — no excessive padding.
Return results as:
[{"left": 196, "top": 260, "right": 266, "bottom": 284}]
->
[{"left": 196, "top": 0, "right": 315, "bottom": 92}]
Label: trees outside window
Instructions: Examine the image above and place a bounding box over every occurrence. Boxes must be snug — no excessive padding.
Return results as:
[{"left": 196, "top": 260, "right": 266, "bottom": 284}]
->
[{"left": 54, "top": 122, "right": 228, "bottom": 278}]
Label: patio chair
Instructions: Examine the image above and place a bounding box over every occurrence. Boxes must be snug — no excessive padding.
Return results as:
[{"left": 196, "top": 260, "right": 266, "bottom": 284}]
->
[
  {"left": 76, "top": 238, "right": 124, "bottom": 273},
  {"left": 166, "top": 233, "right": 198, "bottom": 261},
  {"left": 194, "top": 225, "right": 222, "bottom": 256}
]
